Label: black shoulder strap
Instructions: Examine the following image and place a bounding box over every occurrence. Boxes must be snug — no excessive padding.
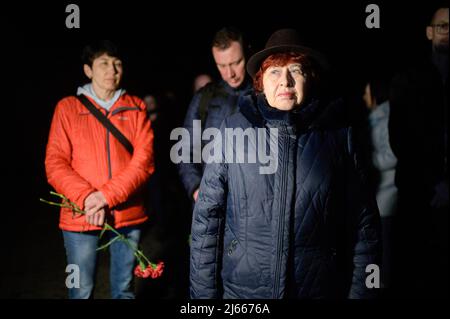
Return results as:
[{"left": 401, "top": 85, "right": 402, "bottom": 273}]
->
[
  {"left": 198, "top": 82, "right": 228, "bottom": 124},
  {"left": 77, "top": 94, "right": 134, "bottom": 154},
  {"left": 198, "top": 83, "right": 215, "bottom": 124}
]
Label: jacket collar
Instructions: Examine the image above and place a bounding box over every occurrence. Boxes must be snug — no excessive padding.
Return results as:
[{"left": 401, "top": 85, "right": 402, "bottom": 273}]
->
[
  {"left": 239, "top": 93, "right": 345, "bottom": 131},
  {"left": 220, "top": 77, "right": 253, "bottom": 96}
]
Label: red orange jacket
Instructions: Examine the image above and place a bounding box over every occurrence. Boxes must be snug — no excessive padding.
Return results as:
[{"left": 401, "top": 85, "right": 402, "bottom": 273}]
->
[{"left": 45, "top": 94, "right": 154, "bottom": 231}]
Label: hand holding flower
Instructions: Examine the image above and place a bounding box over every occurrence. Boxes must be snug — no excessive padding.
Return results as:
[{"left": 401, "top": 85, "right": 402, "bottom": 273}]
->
[{"left": 40, "top": 191, "right": 164, "bottom": 279}]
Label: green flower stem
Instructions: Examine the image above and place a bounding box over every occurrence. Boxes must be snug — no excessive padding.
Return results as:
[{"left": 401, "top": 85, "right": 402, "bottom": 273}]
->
[
  {"left": 102, "top": 222, "right": 152, "bottom": 267},
  {"left": 41, "top": 191, "right": 155, "bottom": 269},
  {"left": 96, "top": 234, "right": 120, "bottom": 251},
  {"left": 39, "top": 198, "right": 71, "bottom": 209},
  {"left": 134, "top": 249, "right": 152, "bottom": 266}
]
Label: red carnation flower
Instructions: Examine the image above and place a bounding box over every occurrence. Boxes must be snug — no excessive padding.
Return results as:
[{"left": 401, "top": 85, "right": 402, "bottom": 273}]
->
[
  {"left": 150, "top": 262, "right": 164, "bottom": 278},
  {"left": 134, "top": 262, "right": 164, "bottom": 279}
]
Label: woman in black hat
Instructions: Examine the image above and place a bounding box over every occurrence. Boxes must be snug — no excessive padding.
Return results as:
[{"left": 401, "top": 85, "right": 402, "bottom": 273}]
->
[{"left": 190, "top": 29, "right": 381, "bottom": 299}]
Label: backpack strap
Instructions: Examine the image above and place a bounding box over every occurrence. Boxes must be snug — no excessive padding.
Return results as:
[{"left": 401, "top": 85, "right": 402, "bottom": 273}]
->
[
  {"left": 77, "top": 94, "right": 134, "bottom": 154},
  {"left": 198, "top": 82, "right": 228, "bottom": 124}
]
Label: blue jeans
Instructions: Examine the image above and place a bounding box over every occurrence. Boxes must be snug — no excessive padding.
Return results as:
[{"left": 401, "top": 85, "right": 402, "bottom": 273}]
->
[{"left": 62, "top": 226, "right": 141, "bottom": 299}]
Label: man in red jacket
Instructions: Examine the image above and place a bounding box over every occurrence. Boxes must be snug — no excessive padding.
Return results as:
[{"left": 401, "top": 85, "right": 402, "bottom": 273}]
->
[{"left": 45, "top": 40, "right": 154, "bottom": 299}]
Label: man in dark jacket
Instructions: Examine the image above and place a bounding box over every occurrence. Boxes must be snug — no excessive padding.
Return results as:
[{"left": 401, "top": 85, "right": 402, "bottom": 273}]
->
[
  {"left": 190, "top": 29, "right": 381, "bottom": 299},
  {"left": 178, "top": 27, "right": 253, "bottom": 202},
  {"left": 389, "top": 6, "right": 448, "bottom": 298}
]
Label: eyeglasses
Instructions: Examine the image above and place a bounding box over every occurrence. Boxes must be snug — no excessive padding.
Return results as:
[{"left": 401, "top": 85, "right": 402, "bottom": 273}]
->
[{"left": 430, "top": 23, "right": 449, "bottom": 35}]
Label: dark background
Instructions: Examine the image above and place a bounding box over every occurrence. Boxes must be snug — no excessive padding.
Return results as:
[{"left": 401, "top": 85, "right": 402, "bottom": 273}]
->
[{"left": 1, "top": 0, "right": 445, "bottom": 299}]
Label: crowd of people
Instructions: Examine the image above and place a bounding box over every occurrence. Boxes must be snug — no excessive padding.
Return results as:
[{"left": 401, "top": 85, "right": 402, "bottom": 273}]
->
[{"left": 44, "top": 6, "right": 448, "bottom": 299}]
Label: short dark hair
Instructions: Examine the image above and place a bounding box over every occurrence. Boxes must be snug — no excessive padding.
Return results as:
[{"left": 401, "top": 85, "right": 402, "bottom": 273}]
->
[
  {"left": 81, "top": 40, "right": 122, "bottom": 66},
  {"left": 212, "top": 26, "right": 244, "bottom": 50}
]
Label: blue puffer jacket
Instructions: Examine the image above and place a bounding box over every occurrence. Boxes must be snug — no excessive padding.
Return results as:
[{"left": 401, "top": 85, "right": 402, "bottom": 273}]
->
[
  {"left": 178, "top": 80, "right": 253, "bottom": 198},
  {"left": 190, "top": 94, "right": 381, "bottom": 299}
]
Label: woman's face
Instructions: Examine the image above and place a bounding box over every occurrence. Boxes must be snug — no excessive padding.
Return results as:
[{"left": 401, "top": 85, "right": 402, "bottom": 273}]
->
[
  {"left": 262, "top": 63, "right": 306, "bottom": 111},
  {"left": 84, "top": 53, "right": 123, "bottom": 91}
]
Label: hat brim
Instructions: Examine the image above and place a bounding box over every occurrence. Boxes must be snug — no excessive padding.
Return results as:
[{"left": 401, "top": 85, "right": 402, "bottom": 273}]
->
[{"left": 246, "top": 45, "right": 328, "bottom": 79}]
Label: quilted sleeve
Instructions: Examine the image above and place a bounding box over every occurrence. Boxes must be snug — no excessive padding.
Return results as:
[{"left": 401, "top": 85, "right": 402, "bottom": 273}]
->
[
  {"left": 345, "top": 127, "right": 382, "bottom": 299},
  {"left": 190, "top": 122, "right": 228, "bottom": 299},
  {"left": 45, "top": 98, "right": 96, "bottom": 210}
]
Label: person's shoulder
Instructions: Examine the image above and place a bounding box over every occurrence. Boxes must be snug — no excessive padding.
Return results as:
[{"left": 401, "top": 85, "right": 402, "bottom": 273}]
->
[
  {"left": 189, "top": 81, "right": 226, "bottom": 110},
  {"left": 393, "top": 57, "right": 434, "bottom": 82},
  {"left": 201, "top": 81, "right": 234, "bottom": 98},
  {"left": 224, "top": 110, "right": 248, "bottom": 126},
  {"left": 310, "top": 98, "right": 349, "bottom": 130},
  {"left": 224, "top": 94, "right": 258, "bottom": 128},
  {"left": 196, "top": 81, "right": 223, "bottom": 96},
  {"left": 54, "top": 95, "right": 83, "bottom": 113},
  {"left": 187, "top": 82, "right": 217, "bottom": 106},
  {"left": 58, "top": 95, "right": 79, "bottom": 105},
  {"left": 120, "top": 93, "right": 146, "bottom": 111}
]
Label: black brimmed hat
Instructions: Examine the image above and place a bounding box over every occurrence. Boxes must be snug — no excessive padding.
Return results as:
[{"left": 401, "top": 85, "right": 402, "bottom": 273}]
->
[{"left": 246, "top": 28, "right": 328, "bottom": 78}]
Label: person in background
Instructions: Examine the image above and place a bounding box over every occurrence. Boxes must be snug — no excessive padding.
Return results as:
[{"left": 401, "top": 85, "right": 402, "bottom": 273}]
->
[
  {"left": 144, "top": 94, "right": 160, "bottom": 123},
  {"left": 363, "top": 75, "right": 397, "bottom": 294},
  {"left": 389, "top": 6, "right": 448, "bottom": 297},
  {"left": 178, "top": 27, "right": 253, "bottom": 203},
  {"left": 193, "top": 73, "right": 213, "bottom": 93}
]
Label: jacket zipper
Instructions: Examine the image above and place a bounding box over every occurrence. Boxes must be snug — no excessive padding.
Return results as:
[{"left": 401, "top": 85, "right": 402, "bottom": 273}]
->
[
  {"left": 105, "top": 110, "right": 113, "bottom": 216},
  {"left": 273, "top": 126, "right": 289, "bottom": 298},
  {"left": 104, "top": 106, "right": 139, "bottom": 178},
  {"left": 104, "top": 106, "right": 139, "bottom": 217}
]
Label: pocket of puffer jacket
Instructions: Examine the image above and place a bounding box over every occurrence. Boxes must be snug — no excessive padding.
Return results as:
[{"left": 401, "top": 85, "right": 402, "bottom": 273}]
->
[
  {"left": 221, "top": 225, "right": 263, "bottom": 287},
  {"left": 222, "top": 240, "right": 247, "bottom": 285},
  {"left": 222, "top": 225, "right": 244, "bottom": 280}
]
